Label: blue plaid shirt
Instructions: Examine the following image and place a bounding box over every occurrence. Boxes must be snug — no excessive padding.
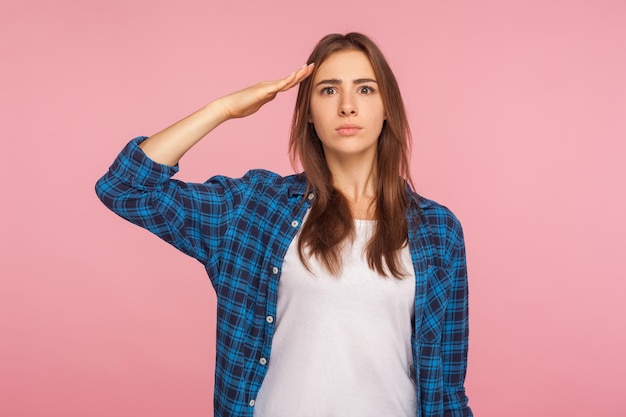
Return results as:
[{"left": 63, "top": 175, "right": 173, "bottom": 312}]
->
[{"left": 95, "top": 136, "right": 472, "bottom": 417}]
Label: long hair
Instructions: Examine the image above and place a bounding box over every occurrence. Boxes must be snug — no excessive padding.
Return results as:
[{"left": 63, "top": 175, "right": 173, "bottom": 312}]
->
[{"left": 289, "top": 32, "right": 415, "bottom": 279}]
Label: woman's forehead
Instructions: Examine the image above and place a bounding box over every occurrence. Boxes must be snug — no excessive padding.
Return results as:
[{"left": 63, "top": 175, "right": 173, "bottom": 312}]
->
[{"left": 313, "top": 50, "right": 377, "bottom": 83}]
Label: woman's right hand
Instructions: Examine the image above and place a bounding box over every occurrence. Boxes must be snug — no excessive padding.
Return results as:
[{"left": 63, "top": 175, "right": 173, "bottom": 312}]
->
[
  {"left": 138, "top": 63, "right": 314, "bottom": 166},
  {"left": 218, "top": 63, "right": 315, "bottom": 120}
]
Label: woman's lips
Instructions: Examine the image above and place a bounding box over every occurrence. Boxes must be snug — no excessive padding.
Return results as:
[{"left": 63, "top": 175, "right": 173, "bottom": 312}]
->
[{"left": 336, "top": 125, "right": 362, "bottom": 136}]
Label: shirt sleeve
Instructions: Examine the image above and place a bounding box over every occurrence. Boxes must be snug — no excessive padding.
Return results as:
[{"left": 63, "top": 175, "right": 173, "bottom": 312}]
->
[
  {"left": 441, "top": 216, "right": 472, "bottom": 417},
  {"left": 94, "top": 136, "right": 236, "bottom": 267}
]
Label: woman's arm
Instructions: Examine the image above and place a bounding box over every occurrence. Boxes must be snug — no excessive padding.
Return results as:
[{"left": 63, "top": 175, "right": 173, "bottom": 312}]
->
[
  {"left": 138, "top": 63, "right": 314, "bottom": 166},
  {"left": 441, "top": 219, "right": 472, "bottom": 417},
  {"left": 95, "top": 64, "right": 314, "bottom": 267}
]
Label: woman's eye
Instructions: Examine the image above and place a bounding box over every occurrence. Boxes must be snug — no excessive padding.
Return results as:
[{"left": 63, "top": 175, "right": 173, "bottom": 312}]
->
[
  {"left": 359, "top": 86, "right": 374, "bottom": 94},
  {"left": 321, "top": 87, "right": 337, "bottom": 95}
]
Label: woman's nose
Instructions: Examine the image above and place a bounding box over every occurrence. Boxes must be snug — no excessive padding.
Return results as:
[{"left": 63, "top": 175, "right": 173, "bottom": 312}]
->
[{"left": 339, "top": 96, "right": 357, "bottom": 116}]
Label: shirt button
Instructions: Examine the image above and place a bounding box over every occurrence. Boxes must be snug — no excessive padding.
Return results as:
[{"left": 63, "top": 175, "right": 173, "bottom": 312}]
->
[
  {"left": 272, "top": 266, "right": 279, "bottom": 274},
  {"left": 249, "top": 399, "right": 255, "bottom": 407},
  {"left": 266, "top": 315, "right": 274, "bottom": 324},
  {"left": 307, "top": 192, "right": 315, "bottom": 200},
  {"left": 291, "top": 220, "right": 299, "bottom": 227},
  {"left": 259, "top": 357, "right": 267, "bottom": 365}
]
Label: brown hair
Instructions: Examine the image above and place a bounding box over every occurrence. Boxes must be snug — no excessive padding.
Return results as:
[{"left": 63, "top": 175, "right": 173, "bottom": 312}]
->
[{"left": 289, "top": 32, "right": 415, "bottom": 279}]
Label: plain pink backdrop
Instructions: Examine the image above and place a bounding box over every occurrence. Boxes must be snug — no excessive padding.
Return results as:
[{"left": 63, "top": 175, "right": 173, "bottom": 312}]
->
[{"left": 2, "top": 0, "right": 625, "bottom": 416}]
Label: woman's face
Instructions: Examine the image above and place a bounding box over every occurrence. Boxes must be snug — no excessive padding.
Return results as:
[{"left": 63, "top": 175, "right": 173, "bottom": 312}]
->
[{"left": 309, "top": 49, "right": 385, "bottom": 163}]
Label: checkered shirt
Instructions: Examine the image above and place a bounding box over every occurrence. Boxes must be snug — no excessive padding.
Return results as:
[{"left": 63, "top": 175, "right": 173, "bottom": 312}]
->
[{"left": 95, "top": 136, "right": 472, "bottom": 417}]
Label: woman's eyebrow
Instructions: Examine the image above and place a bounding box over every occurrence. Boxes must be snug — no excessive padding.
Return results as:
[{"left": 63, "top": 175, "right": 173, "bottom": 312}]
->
[
  {"left": 315, "top": 78, "right": 378, "bottom": 87},
  {"left": 354, "top": 78, "right": 378, "bottom": 84}
]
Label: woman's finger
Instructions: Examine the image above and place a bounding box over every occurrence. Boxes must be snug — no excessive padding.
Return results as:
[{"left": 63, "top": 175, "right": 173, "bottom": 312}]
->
[
  {"left": 279, "top": 63, "right": 315, "bottom": 92},
  {"left": 264, "top": 65, "right": 303, "bottom": 93},
  {"left": 266, "top": 63, "right": 314, "bottom": 94}
]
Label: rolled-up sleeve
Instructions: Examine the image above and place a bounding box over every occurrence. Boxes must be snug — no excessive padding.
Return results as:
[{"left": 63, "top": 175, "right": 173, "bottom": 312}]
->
[
  {"left": 95, "top": 136, "right": 231, "bottom": 267},
  {"left": 101, "top": 136, "right": 180, "bottom": 189}
]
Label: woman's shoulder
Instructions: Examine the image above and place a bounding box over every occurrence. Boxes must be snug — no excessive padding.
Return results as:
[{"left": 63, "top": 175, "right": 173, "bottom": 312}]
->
[
  {"left": 408, "top": 190, "right": 464, "bottom": 238},
  {"left": 207, "top": 169, "right": 305, "bottom": 185},
  {"left": 203, "top": 169, "right": 307, "bottom": 195},
  {"left": 408, "top": 190, "right": 457, "bottom": 217}
]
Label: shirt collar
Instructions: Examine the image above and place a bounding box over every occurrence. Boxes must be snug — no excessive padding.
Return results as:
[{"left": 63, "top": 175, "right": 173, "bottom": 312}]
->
[
  {"left": 288, "top": 173, "right": 429, "bottom": 209},
  {"left": 287, "top": 173, "right": 308, "bottom": 198}
]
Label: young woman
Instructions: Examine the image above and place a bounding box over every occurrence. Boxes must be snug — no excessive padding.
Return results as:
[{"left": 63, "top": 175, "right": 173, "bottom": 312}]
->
[{"left": 96, "top": 33, "right": 472, "bottom": 417}]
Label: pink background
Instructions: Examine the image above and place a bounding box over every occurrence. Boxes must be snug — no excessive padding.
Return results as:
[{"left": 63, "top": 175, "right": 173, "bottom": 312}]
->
[{"left": 2, "top": 0, "right": 625, "bottom": 416}]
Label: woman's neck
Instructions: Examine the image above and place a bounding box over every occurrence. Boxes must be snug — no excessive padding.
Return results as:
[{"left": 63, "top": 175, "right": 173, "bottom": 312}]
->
[{"left": 326, "top": 154, "right": 378, "bottom": 220}]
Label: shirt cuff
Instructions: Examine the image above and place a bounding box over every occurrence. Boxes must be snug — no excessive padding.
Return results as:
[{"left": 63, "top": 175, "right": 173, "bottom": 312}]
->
[{"left": 107, "top": 136, "right": 180, "bottom": 190}]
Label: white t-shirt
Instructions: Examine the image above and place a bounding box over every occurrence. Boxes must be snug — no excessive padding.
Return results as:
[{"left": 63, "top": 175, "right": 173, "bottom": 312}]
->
[{"left": 253, "top": 219, "right": 417, "bottom": 417}]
